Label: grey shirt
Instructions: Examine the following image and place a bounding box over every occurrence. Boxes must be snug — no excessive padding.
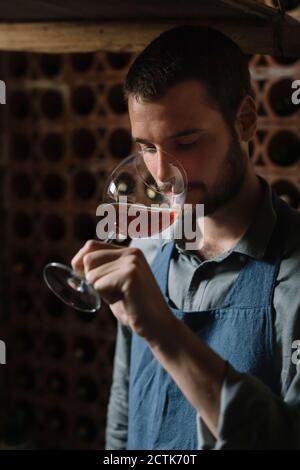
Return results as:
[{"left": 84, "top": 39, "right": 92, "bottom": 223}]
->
[{"left": 105, "top": 177, "right": 300, "bottom": 450}]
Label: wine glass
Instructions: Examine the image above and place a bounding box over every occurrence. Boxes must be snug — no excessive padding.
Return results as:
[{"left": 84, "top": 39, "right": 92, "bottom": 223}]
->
[{"left": 43, "top": 150, "right": 187, "bottom": 313}]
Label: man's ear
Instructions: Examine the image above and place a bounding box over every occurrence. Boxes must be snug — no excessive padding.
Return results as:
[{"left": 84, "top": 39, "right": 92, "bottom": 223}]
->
[{"left": 235, "top": 95, "right": 257, "bottom": 142}]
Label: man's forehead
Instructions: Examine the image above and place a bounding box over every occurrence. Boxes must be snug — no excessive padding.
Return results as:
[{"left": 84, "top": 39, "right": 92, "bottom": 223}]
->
[
  {"left": 129, "top": 98, "right": 215, "bottom": 144},
  {"left": 128, "top": 82, "right": 215, "bottom": 127},
  {"left": 129, "top": 80, "right": 211, "bottom": 107}
]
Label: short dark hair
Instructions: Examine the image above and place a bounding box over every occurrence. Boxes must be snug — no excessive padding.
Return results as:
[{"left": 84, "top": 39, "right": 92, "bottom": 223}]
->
[{"left": 124, "top": 25, "right": 254, "bottom": 126}]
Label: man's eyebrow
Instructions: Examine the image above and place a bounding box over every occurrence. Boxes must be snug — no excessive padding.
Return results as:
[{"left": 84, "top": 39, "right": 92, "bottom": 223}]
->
[
  {"left": 132, "top": 128, "right": 203, "bottom": 144},
  {"left": 167, "top": 128, "right": 203, "bottom": 139}
]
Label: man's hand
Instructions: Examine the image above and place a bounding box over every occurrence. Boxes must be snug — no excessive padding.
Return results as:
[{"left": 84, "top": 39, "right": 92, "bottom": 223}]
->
[{"left": 71, "top": 240, "right": 174, "bottom": 343}]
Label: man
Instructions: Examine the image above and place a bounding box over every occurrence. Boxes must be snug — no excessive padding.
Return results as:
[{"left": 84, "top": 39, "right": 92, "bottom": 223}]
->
[{"left": 72, "top": 26, "right": 300, "bottom": 449}]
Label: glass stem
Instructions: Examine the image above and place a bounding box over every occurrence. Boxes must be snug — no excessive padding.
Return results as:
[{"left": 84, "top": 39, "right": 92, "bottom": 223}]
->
[{"left": 104, "top": 231, "right": 115, "bottom": 244}]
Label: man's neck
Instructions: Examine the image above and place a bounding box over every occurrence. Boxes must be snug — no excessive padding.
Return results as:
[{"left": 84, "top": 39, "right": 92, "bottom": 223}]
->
[{"left": 197, "top": 169, "right": 263, "bottom": 260}]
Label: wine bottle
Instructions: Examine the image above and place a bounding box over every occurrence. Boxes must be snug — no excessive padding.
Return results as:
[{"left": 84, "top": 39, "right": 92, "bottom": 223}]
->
[
  {"left": 72, "top": 128, "right": 96, "bottom": 159},
  {"left": 108, "top": 84, "right": 127, "bottom": 114},
  {"left": 106, "top": 52, "right": 131, "bottom": 69},
  {"left": 13, "top": 253, "right": 32, "bottom": 275},
  {"left": 42, "top": 133, "right": 64, "bottom": 162},
  {"left": 268, "top": 131, "right": 300, "bottom": 166},
  {"left": 10, "top": 91, "right": 30, "bottom": 119},
  {"left": 44, "top": 214, "right": 65, "bottom": 241},
  {"left": 74, "top": 171, "right": 97, "bottom": 199},
  {"left": 269, "top": 79, "right": 297, "bottom": 117},
  {"left": 73, "top": 214, "right": 95, "bottom": 242},
  {"left": 41, "top": 90, "right": 63, "bottom": 120},
  {"left": 76, "top": 377, "right": 98, "bottom": 402},
  {"left": 8, "top": 52, "right": 28, "bottom": 78},
  {"left": 39, "top": 54, "right": 62, "bottom": 78},
  {"left": 47, "top": 409, "right": 67, "bottom": 433},
  {"left": 73, "top": 337, "right": 96, "bottom": 363},
  {"left": 45, "top": 293, "right": 65, "bottom": 318},
  {"left": 15, "top": 367, "right": 35, "bottom": 390},
  {"left": 13, "top": 212, "right": 33, "bottom": 238},
  {"left": 109, "top": 128, "right": 132, "bottom": 159},
  {"left": 47, "top": 373, "right": 67, "bottom": 396},
  {"left": 15, "top": 330, "right": 34, "bottom": 354},
  {"left": 45, "top": 333, "right": 65, "bottom": 358},
  {"left": 15, "top": 290, "right": 33, "bottom": 313},
  {"left": 43, "top": 174, "right": 65, "bottom": 200},
  {"left": 71, "top": 53, "right": 94, "bottom": 72},
  {"left": 11, "top": 172, "right": 32, "bottom": 199},
  {"left": 71, "top": 85, "right": 95, "bottom": 115},
  {"left": 75, "top": 416, "right": 97, "bottom": 442},
  {"left": 10, "top": 133, "right": 30, "bottom": 161}
]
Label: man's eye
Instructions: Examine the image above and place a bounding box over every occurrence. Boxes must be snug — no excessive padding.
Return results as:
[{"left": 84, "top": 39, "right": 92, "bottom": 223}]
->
[
  {"left": 177, "top": 139, "right": 199, "bottom": 148},
  {"left": 140, "top": 146, "right": 157, "bottom": 154}
]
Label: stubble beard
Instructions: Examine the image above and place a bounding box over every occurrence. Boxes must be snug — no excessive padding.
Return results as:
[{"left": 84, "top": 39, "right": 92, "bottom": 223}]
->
[{"left": 188, "top": 129, "right": 248, "bottom": 216}]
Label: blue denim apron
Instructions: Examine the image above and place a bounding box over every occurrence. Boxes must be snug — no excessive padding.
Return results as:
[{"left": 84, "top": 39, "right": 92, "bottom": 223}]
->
[{"left": 127, "top": 197, "right": 286, "bottom": 450}]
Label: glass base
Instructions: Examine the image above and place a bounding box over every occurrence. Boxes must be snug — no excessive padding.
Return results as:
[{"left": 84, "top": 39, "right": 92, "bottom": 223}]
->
[{"left": 43, "top": 262, "right": 101, "bottom": 313}]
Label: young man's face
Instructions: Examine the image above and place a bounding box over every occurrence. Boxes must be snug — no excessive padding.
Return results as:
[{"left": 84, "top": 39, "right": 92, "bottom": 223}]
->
[{"left": 128, "top": 80, "right": 248, "bottom": 213}]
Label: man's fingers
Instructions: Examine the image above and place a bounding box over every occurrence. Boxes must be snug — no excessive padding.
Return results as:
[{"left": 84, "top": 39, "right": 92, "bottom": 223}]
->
[
  {"left": 71, "top": 240, "right": 102, "bottom": 271},
  {"left": 71, "top": 239, "right": 120, "bottom": 272},
  {"left": 85, "top": 259, "right": 120, "bottom": 286},
  {"left": 87, "top": 254, "right": 143, "bottom": 302},
  {"left": 93, "top": 270, "right": 125, "bottom": 306},
  {"left": 83, "top": 251, "right": 122, "bottom": 277}
]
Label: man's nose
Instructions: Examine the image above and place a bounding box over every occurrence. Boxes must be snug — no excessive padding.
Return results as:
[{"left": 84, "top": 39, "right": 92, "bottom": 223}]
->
[{"left": 156, "top": 150, "right": 172, "bottom": 183}]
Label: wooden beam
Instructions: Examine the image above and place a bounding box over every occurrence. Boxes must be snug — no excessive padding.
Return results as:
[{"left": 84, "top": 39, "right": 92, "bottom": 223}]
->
[
  {"left": 0, "top": 20, "right": 299, "bottom": 56},
  {"left": 288, "top": 7, "right": 300, "bottom": 23},
  {"left": 219, "top": 0, "right": 280, "bottom": 19}
]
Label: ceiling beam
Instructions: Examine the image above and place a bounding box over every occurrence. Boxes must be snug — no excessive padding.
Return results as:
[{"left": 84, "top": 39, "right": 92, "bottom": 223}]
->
[
  {"left": 0, "top": 19, "right": 298, "bottom": 56},
  {"left": 219, "top": 0, "right": 280, "bottom": 19},
  {"left": 288, "top": 7, "right": 300, "bottom": 22}
]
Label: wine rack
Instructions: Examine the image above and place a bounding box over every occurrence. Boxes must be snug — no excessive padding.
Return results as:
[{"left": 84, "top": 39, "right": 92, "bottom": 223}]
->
[
  {"left": 0, "top": 30, "right": 300, "bottom": 449},
  {"left": 249, "top": 49, "right": 300, "bottom": 209}
]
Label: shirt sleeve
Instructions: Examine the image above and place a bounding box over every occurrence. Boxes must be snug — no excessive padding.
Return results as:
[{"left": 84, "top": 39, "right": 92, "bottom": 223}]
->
[
  {"left": 105, "top": 322, "right": 132, "bottom": 450},
  {"left": 197, "top": 362, "right": 300, "bottom": 449}
]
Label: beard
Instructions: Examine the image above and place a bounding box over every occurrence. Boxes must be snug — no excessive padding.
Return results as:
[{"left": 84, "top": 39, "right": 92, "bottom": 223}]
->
[{"left": 188, "top": 129, "right": 248, "bottom": 215}]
